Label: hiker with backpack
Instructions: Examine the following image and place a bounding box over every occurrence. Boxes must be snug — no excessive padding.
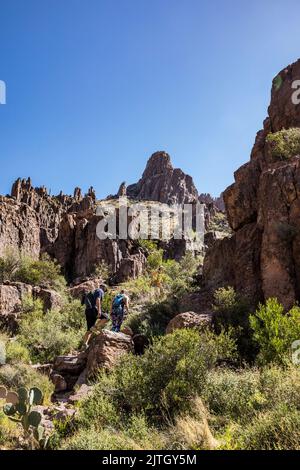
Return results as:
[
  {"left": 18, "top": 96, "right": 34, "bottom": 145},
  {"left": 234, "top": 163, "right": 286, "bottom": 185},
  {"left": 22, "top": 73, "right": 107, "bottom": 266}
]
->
[
  {"left": 111, "top": 290, "right": 129, "bottom": 332},
  {"left": 82, "top": 284, "right": 108, "bottom": 331}
]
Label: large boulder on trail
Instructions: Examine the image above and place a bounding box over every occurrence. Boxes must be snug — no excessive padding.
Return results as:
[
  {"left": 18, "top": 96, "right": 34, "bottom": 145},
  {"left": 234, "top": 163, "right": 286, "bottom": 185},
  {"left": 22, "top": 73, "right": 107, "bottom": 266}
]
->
[
  {"left": 166, "top": 311, "right": 211, "bottom": 334},
  {"left": 86, "top": 329, "right": 134, "bottom": 378}
]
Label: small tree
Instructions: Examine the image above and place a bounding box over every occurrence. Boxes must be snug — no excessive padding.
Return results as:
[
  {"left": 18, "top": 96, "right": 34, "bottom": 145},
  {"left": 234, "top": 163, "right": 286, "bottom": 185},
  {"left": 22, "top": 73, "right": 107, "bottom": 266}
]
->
[{"left": 250, "top": 298, "right": 300, "bottom": 365}]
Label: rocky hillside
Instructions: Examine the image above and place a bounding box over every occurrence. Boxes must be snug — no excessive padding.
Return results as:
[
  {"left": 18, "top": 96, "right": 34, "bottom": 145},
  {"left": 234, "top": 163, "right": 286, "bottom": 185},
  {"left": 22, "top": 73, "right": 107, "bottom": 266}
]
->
[
  {"left": 204, "top": 58, "right": 300, "bottom": 309},
  {"left": 0, "top": 153, "right": 226, "bottom": 284}
]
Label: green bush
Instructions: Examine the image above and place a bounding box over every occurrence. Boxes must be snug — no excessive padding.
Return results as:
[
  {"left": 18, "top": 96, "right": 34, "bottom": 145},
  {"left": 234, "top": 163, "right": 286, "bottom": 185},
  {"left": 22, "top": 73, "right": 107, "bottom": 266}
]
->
[
  {"left": 250, "top": 298, "right": 300, "bottom": 365},
  {"left": 202, "top": 363, "right": 300, "bottom": 441},
  {"left": 125, "top": 296, "right": 179, "bottom": 338},
  {"left": 62, "top": 416, "right": 164, "bottom": 450},
  {"left": 202, "top": 367, "right": 263, "bottom": 426},
  {"left": 88, "top": 328, "right": 236, "bottom": 422},
  {"left": 266, "top": 127, "right": 300, "bottom": 159},
  {"left": 0, "top": 251, "right": 66, "bottom": 291},
  {"left": 236, "top": 405, "right": 300, "bottom": 450},
  {"left": 18, "top": 296, "right": 85, "bottom": 363},
  {"left": 14, "top": 253, "right": 66, "bottom": 291},
  {"left": 92, "top": 260, "right": 112, "bottom": 281},
  {"left": 0, "top": 408, "right": 21, "bottom": 448},
  {"left": 0, "top": 249, "right": 20, "bottom": 282},
  {"left": 6, "top": 340, "right": 31, "bottom": 364},
  {"left": 213, "top": 287, "right": 256, "bottom": 361}
]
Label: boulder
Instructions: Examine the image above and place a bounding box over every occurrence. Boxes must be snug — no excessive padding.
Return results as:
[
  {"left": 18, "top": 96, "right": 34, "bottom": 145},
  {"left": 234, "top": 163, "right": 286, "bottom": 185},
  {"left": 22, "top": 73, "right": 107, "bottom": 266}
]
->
[
  {"left": 166, "top": 311, "right": 211, "bottom": 334},
  {"left": 86, "top": 329, "right": 134, "bottom": 378},
  {"left": 0, "top": 282, "right": 32, "bottom": 316},
  {"left": 114, "top": 252, "right": 146, "bottom": 283}
]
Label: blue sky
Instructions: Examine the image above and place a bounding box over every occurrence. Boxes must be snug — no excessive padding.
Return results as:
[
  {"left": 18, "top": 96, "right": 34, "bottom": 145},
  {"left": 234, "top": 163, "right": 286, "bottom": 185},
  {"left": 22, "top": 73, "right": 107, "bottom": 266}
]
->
[{"left": 0, "top": 0, "right": 300, "bottom": 198}]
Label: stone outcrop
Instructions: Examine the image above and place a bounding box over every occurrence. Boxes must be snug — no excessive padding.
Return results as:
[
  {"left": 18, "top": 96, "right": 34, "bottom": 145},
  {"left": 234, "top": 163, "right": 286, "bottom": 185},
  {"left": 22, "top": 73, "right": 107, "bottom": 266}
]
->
[
  {"left": 127, "top": 151, "right": 199, "bottom": 204},
  {"left": 166, "top": 311, "right": 212, "bottom": 334},
  {"left": 50, "top": 330, "right": 134, "bottom": 394},
  {"left": 86, "top": 329, "right": 134, "bottom": 378},
  {"left": 0, "top": 282, "right": 64, "bottom": 332},
  {"left": 203, "top": 58, "right": 300, "bottom": 309}
]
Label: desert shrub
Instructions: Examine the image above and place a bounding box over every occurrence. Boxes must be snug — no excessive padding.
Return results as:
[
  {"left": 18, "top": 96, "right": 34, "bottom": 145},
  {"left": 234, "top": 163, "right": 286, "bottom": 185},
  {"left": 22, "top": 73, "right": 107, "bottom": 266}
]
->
[
  {"left": 266, "top": 127, "right": 300, "bottom": 159},
  {"left": 213, "top": 286, "right": 256, "bottom": 361},
  {"left": 250, "top": 298, "right": 300, "bottom": 365},
  {"left": 0, "top": 363, "right": 53, "bottom": 402},
  {"left": 258, "top": 364, "right": 300, "bottom": 410},
  {"left": 236, "top": 404, "right": 300, "bottom": 450},
  {"left": 121, "top": 275, "right": 154, "bottom": 302},
  {"left": 166, "top": 397, "right": 218, "bottom": 450},
  {"left": 0, "top": 248, "right": 20, "bottom": 282},
  {"left": 99, "top": 288, "right": 114, "bottom": 315},
  {"left": 92, "top": 260, "right": 112, "bottom": 281},
  {"left": 90, "top": 328, "right": 236, "bottom": 422},
  {"left": 62, "top": 415, "right": 164, "bottom": 451},
  {"left": 202, "top": 363, "right": 300, "bottom": 439},
  {"left": 76, "top": 383, "right": 120, "bottom": 430},
  {"left": 202, "top": 367, "right": 263, "bottom": 426},
  {"left": 125, "top": 296, "right": 180, "bottom": 338},
  {"left": 137, "top": 239, "right": 159, "bottom": 254},
  {"left": 18, "top": 296, "right": 85, "bottom": 363},
  {"left": 6, "top": 340, "right": 31, "bottom": 364},
  {"left": 0, "top": 333, "right": 30, "bottom": 365},
  {"left": 14, "top": 253, "right": 66, "bottom": 291}
]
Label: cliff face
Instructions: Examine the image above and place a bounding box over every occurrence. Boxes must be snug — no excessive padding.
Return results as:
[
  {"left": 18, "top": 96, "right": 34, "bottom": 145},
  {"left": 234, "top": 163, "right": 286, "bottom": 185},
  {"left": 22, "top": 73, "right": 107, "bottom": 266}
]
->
[{"left": 204, "top": 58, "right": 300, "bottom": 309}]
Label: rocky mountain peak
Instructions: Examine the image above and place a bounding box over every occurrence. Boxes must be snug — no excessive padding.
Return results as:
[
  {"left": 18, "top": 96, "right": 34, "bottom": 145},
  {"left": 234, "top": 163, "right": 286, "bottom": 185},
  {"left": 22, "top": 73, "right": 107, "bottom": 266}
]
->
[
  {"left": 141, "top": 151, "right": 173, "bottom": 179},
  {"left": 126, "top": 151, "right": 199, "bottom": 204}
]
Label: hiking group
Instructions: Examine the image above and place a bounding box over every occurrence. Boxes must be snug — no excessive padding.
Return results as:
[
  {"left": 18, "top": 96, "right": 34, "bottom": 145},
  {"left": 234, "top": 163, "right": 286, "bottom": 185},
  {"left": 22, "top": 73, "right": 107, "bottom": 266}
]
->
[{"left": 82, "top": 285, "right": 129, "bottom": 336}]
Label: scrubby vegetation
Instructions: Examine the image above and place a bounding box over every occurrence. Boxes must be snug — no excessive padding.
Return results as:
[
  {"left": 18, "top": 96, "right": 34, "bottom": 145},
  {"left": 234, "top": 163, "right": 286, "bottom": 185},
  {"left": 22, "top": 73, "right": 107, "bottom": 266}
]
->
[
  {"left": 0, "top": 250, "right": 66, "bottom": 291},
  {"left": 250, "top": 297, "right": 300, "bottom": 365},
  {"left": 1, "top": 246, "right": 300, "bottom": 451},
  {"left": 266, "top": 127, "right": 300, "bottom": 159},
  {"left": 18, "top": 296, "right": 85, "bottom": 363}
]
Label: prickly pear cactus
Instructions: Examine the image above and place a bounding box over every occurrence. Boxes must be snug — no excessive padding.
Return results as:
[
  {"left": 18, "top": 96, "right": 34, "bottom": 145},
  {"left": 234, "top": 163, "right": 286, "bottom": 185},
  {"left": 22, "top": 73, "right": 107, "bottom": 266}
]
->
[{"left": 2, "top": 386, "right": 49, "bottom": 449}]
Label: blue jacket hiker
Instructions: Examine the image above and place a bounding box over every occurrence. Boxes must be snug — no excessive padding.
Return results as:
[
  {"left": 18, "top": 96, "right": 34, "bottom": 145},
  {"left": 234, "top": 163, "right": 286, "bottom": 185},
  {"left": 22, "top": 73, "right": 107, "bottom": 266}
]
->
[{"left": 111, "top": 290, "right": 129, "bottom": 332}]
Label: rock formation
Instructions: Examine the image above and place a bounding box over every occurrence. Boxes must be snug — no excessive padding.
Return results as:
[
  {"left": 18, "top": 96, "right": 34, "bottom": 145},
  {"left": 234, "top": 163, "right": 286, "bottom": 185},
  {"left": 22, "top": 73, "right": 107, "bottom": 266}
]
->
[
  {"left": 203, "top": 58, "right": 300, "bottom": 310},
  {"left": 127, "top": 151, "right": 199, "bottom": 204},
  {"left": 0, "top": 151, "right": 226, "bottom": 284},
  {"left": 166, "top": 311, "right": 211, "bottom": 334}
]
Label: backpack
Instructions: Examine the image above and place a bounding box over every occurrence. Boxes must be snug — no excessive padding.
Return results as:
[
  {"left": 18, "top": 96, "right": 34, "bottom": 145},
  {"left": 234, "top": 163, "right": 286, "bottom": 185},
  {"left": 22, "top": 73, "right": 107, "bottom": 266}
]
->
[
  {"left": 82, "top": 291, "right": 96, "bottom": 309},
  {"left": 112, "top": 294, "right": 124, "bottom": 313}
]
